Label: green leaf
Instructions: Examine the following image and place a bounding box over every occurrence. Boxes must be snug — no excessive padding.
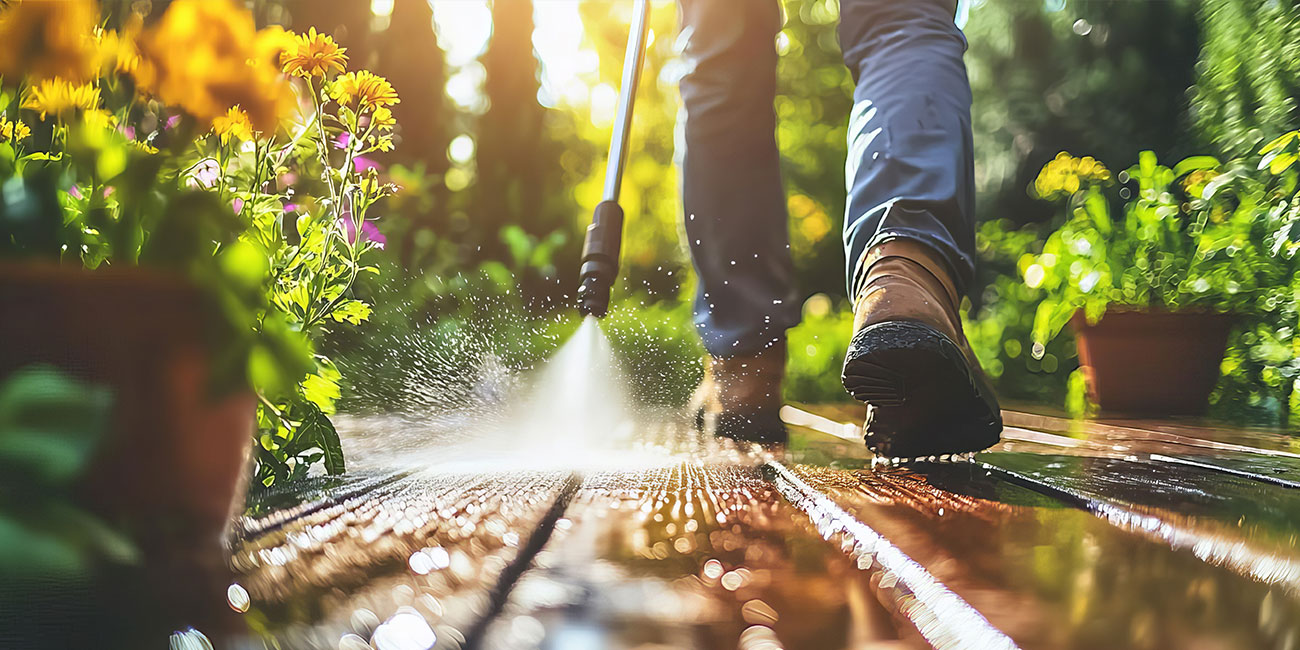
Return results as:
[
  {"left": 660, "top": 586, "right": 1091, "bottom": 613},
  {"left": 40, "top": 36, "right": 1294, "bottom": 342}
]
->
[
  {"left": 1269, "top": 152, "right": 1297, "bottom": 176},
  {"left": 295, "top": 403, "right": 345, "bottom": 475},
  {"left": 0, "top": 365, "right": 113, "bottom": 487},
  {"left": 1260, "top": 131, "right": 1299, "bottom": 155},
  {"left": 1138, "top": 150, "right": 1158, "bottom": 178},
  {"left": 219, "top": 239, "right": 269, "bottom": 291},
  {"left": 282, "top": 400, "right": 345, "bottom": 476},
  {"left": 1031, "top": 298, "right": 1078, "bottom": 347},
  {"left": 1172, "top": 156, "right": 1220, "bottom": 177},
  {"left": 20, "top": 152, "right": 62, "bottom": 162},
  {"left": 329, "top": 299, "right": 372, "bottom": 325},
  {"left": 1083, "top": 188, "right": 1111, "bottom": 235},
  {"left": 301, "top": 359, "right": 342, "bottom": 414}
]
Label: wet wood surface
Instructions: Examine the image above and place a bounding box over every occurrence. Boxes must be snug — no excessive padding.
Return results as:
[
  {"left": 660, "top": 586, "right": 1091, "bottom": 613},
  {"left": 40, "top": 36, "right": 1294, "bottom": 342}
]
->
[{"left": 221, "top": 408, "right": 1300, "bottom": 649}]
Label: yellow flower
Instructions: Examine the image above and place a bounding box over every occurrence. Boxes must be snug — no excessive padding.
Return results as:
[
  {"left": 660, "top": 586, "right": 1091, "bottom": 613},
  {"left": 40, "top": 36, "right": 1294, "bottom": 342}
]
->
[
  {"left": 254, "top": 25, "right": 296, "bottom": 70},
  {"left": 1033, "top": 152, "right": 1111, "bottom": 200},
  {"left": 0, "top": 0, "right": 98, "bottom": 82},
  {"left": 370, "top": 106, "right": 395, "bottom": 130},
  {"left": 1182, "top": 169, "right": 1219, "bottom": 199},
  {"left": 22, "top": 78, "right": 100, "bottom": 119},
  {"left": 136, "top": 0, "right": 292, "bottom": 133},
  {"left": 212, "top": 105, "right": 254, "bottom": 145},
  {"left": 82, "top": 108, "right": 117, "bottom": 131},
  {"left": 128, "top": 139, "right": 159, "bottom": 155},
  {"left": 0, "top": 116, "right": 30, "bottom": 140},
  {"left": 329, "top": 71, "right": 399, "bottom": 110},
  {"left": 93, "top": 23, "right": 143, "bottom": 77},
  {"left": 280, "top": 27, "right": 348, "bottom": 79}
]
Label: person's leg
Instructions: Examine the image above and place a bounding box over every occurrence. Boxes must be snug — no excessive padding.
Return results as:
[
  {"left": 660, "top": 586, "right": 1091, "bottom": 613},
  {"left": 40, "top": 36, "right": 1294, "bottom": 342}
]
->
[
  {"left": 677, "top": 0, "right": 798, "bottom": 441},
  {"left": 678, "top": 0, "right": 800, "bottom": 358},
  {"left": 837, "top": 0, "right": 1002, "bottom": 457},
  {"left": 839, "top": 0, "right": 975, "bottom": 297}
]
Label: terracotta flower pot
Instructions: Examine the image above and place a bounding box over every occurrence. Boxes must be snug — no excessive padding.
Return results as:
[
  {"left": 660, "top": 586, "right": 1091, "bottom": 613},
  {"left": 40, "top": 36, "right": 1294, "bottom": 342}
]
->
[
  {"left": 1071, "top": 309, "right": 1233, "bottom": 416},
  {"left": 0, "top": 263, "right": 255, "bottom": 634}
]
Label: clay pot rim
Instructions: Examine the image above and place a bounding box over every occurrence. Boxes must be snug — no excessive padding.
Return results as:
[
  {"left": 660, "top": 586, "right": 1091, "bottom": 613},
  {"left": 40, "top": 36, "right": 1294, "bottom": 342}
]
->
[{"left": 1071, "top": 305, "right": 1236, "bottom": 327}]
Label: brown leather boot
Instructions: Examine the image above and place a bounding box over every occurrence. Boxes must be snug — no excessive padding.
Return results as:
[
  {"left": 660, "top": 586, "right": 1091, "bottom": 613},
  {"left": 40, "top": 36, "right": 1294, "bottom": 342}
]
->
[
  {"left": 842, "top": 240, "right": 1001, "bottom": 458},
  {"left": 690, "top": 341, "right": 787, "bottom": 444}
]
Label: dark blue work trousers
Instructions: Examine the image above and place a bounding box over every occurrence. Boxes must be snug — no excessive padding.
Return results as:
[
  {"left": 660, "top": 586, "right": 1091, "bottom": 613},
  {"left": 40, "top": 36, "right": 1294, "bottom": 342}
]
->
[{"left": 678, "top": 0, "right": 975, "bottom": 357}]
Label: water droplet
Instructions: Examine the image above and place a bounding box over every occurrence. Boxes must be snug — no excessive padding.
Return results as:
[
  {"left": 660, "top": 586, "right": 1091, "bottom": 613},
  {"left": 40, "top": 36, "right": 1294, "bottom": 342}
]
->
[
  {"left": 703, "top": 558, "right": 725, "bottom": 579},
  {"left": 371, "top": 608, "right": 436, "bottom": 650},
  {"left": 226, "top": 583, "right": 250, "bottom": 613},
  {"left": 721, "top": 570, "right": 744, "bottom": 591},
  {"left": 169, "top": 628, "right": 213, "bottom": 650}
]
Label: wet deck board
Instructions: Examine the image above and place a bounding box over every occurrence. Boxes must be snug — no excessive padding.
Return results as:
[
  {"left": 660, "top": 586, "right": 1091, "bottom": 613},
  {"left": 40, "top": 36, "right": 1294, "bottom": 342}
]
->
[
  {"left": 481, "top": 461, "right": 915, "bottom": 649},
  {"left": 789, "top": 461, "right": 1300, "bottom": 648},
  {"left": 228, "top": 407, "right": 1300, "bottom": 649},
  {"left": 232, "top": 470, "right": 575, "bottom": 649}
]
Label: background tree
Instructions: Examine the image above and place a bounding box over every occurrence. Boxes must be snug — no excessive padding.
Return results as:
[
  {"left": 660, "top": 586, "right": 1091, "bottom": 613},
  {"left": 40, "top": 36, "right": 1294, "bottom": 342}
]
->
[
  {"left": 1193, "top": 0, "right": 1300, "bottom": 158},
  {"left": 964, "top": 0, "right": 1201, "bottom": 229}
]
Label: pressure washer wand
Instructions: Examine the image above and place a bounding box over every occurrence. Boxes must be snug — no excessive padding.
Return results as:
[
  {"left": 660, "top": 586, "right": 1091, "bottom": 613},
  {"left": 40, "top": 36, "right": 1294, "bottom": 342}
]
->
[{"left": 576, "top": 0, "right": 650, "bottom": 318}]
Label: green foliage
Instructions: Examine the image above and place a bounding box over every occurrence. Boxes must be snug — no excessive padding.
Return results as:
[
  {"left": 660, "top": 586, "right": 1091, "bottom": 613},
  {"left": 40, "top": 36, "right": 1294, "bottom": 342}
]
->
[
  {"left": 0, "top": 366, "right": 138, "bottom": 579},
  {"left": 1024, "top": 151, "right": 1266, "bottom": 348},
  {"left": 964, "top": 220, "right": 1074, "bottom": 405},
  {"left": 776, "top": 0, "right": 854, "bottom": 296},
  {"left": 0, "top": 100, "right": 308, "bottom": 401},
  {"left": 785, "top": 295, "right": 855, "bottom": 403},
  {"left": 970, "top": 132, "right": 1300, "bottom": 423},
  {"left": 237, "top": 72, "right": 397, "bottom": 487},
  {"left": 1194, "top": 0, "right": 1300, "bottom": 159}
]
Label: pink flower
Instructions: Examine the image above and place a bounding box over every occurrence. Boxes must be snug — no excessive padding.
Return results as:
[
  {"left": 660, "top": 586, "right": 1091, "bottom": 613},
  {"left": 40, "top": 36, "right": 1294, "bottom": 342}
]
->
[
  {"left": 283, "top": 203, "right": 298, "bottom": 213},
  {"left": 333, "top": 132, "right": 352, "bottom": 150},
  {"left": 186, "top": 159, "right": 220, "bottom": 189},
  {"left": 165, "top": 115, "right": 180, "bottom": 130},
  {"left": 338, "top": 215, "right": 386, "bottom": 249},
  {"left": 232, "top": 198, "right": 244, "bottom": 213},
  {"left": 67, "top": 185, "right": 112, "bottom": 199},
  {"left": 353, "top": 155, "right": 381, "bottom": 173}
]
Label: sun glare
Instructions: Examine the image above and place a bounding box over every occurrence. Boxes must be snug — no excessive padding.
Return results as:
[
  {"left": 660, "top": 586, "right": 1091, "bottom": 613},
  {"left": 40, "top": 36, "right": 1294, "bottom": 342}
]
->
[
  {"left": 429, "top": 0, "right": 610, "bottom": 114},
  {"left": 531, "top": 0, "right": 597, "bottom": 108}
]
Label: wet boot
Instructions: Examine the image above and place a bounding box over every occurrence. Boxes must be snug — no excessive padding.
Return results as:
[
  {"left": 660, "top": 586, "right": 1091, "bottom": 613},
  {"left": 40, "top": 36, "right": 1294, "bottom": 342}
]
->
[
  {"left": 842, "top": 240, "right": 1001, "bottom": 458},
  {"left": 690, "top": 341, "right": 787, "bottom": 444}
]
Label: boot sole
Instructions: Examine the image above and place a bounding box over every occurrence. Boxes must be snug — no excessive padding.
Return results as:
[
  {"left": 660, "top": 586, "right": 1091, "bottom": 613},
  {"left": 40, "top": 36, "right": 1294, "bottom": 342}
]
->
[{"left": 841, "top": 320, "right": 1002, "bottom": 458}]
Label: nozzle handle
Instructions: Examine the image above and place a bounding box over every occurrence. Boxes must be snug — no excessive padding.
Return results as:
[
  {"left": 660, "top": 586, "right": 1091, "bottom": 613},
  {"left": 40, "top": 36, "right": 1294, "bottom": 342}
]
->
[
  {"left": 602, "top": 0, "right": 651, "bottom": 203},
  {"left": 577, "top": 200, "right": 624, "bottom": 318},
  {"left": 577, "top": 0, "right": 649, "bottom": 318}
]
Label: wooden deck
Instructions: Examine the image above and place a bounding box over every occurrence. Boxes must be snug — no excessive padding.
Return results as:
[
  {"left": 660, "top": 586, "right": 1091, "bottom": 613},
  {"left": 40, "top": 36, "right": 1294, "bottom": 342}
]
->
[{"left": 224, "top": 406, "right": 1300, "bottom": 649}]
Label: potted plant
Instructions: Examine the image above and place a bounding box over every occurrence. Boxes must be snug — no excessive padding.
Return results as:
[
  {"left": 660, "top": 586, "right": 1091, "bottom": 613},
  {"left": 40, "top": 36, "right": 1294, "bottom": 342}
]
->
[
  {"left": 0, "top": 0, "right": 398, "bottom": 639},
  {"left": 1021, "top": 148, "right": 1275, "bottom": 415}
]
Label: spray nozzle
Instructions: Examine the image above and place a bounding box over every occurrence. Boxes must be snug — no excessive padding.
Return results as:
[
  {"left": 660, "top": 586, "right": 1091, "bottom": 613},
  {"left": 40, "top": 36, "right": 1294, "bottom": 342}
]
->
[
  {"left": 577, "top": 271, "right": 611, "bottom": 318},
  {"left": 577, "top": 200, "right": 623, "bottom": 318}
]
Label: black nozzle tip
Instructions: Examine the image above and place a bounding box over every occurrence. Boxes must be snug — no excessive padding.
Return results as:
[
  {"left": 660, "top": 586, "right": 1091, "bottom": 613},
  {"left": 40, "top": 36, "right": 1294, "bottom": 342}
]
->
[{"left": 577, "top": 274, "right": 610, "bottom": 318}]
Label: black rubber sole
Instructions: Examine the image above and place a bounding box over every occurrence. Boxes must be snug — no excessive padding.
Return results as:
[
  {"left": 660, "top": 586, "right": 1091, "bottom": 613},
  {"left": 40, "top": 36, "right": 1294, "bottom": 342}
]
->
[{"left": 842, "top": 320, "right": 1002, "bottom": 458}]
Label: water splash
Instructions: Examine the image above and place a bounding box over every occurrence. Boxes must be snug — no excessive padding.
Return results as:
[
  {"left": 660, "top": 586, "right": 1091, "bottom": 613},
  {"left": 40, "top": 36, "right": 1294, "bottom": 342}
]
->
[
  {"left": 514, "top": 316, "right": 633, "bottom": 450},
  {"left": 340, "top": 314, "right": 678, "bottom": 475}
]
